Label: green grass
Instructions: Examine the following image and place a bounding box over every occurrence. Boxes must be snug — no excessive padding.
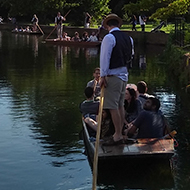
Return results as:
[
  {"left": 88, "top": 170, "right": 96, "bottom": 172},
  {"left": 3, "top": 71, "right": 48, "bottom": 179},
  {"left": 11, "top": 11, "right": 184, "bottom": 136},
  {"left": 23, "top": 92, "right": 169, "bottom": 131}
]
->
[
  {"left": 88, "top": 23, "right": 175, "bottom": 33},
  {"left": 48, "top": 22, "right": 176, "bottom": 33}
]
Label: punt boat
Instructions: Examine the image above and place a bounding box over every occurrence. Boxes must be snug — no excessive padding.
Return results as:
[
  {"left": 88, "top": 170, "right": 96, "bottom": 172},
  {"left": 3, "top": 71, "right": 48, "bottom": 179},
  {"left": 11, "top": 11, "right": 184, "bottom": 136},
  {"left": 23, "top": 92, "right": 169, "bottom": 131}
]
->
[
  {"left": 12, "top": 31, "right": 42, "bottom": 35},
  {"left": 82, "top": 119, "right": 175, "bottom": 168},
  {"left": 45, "top": 39, "right": 101, "bottom": 47}
]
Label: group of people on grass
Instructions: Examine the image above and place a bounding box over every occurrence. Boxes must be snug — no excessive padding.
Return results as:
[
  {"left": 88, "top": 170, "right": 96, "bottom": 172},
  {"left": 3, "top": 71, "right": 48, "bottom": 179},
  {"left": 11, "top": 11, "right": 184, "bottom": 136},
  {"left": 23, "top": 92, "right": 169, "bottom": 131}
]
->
[
  {"left": 130, "top": 12, "right": 147, "bottom": 31},
  {"left": 79, "top": 13, "right": 170, "bottom": 146}
]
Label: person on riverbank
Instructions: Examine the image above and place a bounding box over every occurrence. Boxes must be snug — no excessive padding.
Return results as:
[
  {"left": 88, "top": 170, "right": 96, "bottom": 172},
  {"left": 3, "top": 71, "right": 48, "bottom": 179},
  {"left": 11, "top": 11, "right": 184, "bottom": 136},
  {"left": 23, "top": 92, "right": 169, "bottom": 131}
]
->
[
  {"left": 55, "top": 12, "right": 66, "bottom": 39},
  {"left": 87, "top": 67, "right": 101, "bottom": 99},
  {"left": 84, "top": 12, "right": 91, "bottom": 28},
  {"left": 99, "top": 14, "right": 133, "bottom": 146},
  {"left": 139, "top": 13, "right": 146, "bottom": 32},
  {"left": 31, "top": 14, "right": 38, "bottom": 31},
  {"left": 131, "top": 15, "right": 137, "bottom": 31},
  {"left": 125, "top": 97, "right": 165, "bottom": 138}
]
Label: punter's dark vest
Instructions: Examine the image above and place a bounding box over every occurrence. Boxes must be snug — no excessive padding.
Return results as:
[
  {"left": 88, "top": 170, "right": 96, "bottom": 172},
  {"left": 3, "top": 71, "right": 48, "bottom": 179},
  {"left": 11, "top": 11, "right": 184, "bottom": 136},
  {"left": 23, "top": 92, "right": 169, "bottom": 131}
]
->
[
  {"left": 57, "top": 17, "right": 62, "bottom": 25},
  {"left": 109, "top": 30, "right": 132, "bottom": 69}
]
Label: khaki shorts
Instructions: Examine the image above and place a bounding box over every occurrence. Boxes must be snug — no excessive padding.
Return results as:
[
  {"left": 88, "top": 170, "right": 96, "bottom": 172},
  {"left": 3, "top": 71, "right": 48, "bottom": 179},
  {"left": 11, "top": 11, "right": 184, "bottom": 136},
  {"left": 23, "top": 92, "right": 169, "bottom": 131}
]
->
[{"left": 103, "top": 76, "right": 127, "bottom": 110}]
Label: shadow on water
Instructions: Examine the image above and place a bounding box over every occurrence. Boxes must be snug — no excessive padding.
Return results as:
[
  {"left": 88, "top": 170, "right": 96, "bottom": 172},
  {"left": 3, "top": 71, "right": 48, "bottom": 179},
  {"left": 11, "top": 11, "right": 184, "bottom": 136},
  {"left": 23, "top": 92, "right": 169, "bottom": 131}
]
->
[{"left": 86, "top": 155, "right": 175, "bottom": 189}]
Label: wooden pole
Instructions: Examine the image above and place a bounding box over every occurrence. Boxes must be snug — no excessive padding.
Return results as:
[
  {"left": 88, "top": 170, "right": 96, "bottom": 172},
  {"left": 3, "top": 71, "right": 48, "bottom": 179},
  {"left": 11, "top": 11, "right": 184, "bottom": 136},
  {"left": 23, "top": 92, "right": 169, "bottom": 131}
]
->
[
  {"left": 36, "top": 23, "right": 44, "bottom": 35},
  {"left": 45, "top": 25, "right": 58, "bottom": 39},
  {"left": 92, "top": 86, "right": 104, "bottom": 190},
  {"left": 63, "top": 9, "right": 71, "bottom": 18}
]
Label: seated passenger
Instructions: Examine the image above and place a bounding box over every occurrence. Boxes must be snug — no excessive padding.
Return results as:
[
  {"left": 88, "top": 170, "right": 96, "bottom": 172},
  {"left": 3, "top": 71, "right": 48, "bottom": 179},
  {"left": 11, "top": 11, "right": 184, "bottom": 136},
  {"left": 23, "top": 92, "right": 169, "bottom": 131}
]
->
[
  {"left": 12, "top": 26, "right": 18, "bottom": 32},
  {"left": 79, "top": 86, "right": 99, "bottom": 121},
  {"left": 18, "top": 27, "right": 24, "bottom": 32},
  {"left": 87, "top": 32, "right": 98, "bottom": 42},
  {"left": 124, "top": 87, "right": 143, "bottom": 124},
  {"left": 62, "top": 32, "right": 71, "bottom": 41},
  {"left": 25, "top": 26, "right": 31, "bottom": 32},
  {"left": 84, "top": 109, "right": 115, "bottom": 139},
  {"left": 81, "top": 31, "right": 89, "bottom": 41},
  {"left": 71, "top": 31, "right": 81, "bottom": 42},
  {"left": 86, "top": 67, "right": 101, "bottom": 99},
  {"left": 137, "top": 81, "right": 154, "bottom": 105},
  {"left": 0, "top": 16, "right": 3, "bottom": 23},
  {"left": 126, "top": 97, "right": 166, "bottom": 138}
]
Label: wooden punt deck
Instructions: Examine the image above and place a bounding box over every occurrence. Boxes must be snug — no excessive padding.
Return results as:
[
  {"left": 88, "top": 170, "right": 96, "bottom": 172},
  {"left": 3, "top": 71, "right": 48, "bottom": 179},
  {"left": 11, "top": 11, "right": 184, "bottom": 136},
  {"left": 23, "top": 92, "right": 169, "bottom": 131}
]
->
[
  {"left": 45, "top": 39, "right": 101, "bottom": 47},
  {"left": 82, "top": 120, "right": 175, "bottom": 164}
]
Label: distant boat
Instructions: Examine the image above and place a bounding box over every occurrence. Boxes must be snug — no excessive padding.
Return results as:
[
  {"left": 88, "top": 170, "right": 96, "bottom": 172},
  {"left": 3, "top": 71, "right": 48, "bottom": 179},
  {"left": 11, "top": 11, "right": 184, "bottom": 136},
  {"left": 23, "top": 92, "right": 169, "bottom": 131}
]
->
[
  {"left": 45, "top": 39, "right": 101, "bottom": 47},
  {"left": 12, "top": 30, "right": 42, "bottom": 35}
]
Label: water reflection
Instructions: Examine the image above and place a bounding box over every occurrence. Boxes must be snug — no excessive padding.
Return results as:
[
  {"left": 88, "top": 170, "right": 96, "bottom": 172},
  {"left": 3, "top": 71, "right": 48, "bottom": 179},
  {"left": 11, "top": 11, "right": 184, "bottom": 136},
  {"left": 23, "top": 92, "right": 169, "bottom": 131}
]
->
[
  {"left": 11, "top": 32, "right": 39, "bottom": 58},
  {"left": 96, "top": 160, "right": 174, "bottom": 189},
  {"left": 32, "top": 35, "right": 39, "bottom": 57},
  {"left": 139, "top": 54, "right": 146, "bottom": 69},
  {"left": 55, "top": 45, "right": 63, "bottom": 69},
  {"left": 1, "top": 31, "right": 190, "bottom": 189},
  {"left": 85, "top": 47, "right": 99, "bottom": 57}
]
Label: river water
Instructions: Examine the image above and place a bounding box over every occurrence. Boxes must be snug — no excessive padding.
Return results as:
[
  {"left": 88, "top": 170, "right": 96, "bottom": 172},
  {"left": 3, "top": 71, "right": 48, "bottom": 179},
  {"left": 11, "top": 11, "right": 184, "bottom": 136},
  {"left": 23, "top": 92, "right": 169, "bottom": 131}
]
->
[{"left": 0, "top": 31, "right": 190, "bottom": 190}]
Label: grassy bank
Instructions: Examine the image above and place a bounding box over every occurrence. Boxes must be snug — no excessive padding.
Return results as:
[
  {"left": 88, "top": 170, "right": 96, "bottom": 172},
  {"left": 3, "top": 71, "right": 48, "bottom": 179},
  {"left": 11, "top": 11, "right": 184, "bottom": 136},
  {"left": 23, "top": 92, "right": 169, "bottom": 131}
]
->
[{"left": 49, "top": 22, "right": 175, "bottom": 33}]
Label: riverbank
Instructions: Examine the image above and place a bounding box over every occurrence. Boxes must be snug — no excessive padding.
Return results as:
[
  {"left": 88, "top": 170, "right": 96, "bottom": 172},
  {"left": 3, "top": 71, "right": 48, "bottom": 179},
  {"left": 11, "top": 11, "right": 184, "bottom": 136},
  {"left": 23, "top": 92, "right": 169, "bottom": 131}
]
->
[
  {"left": 0, "top": 23, "right": 168, "bottom": 45},
  {"left": 161, "top": 40, "right": 190, "bottom": 92}
]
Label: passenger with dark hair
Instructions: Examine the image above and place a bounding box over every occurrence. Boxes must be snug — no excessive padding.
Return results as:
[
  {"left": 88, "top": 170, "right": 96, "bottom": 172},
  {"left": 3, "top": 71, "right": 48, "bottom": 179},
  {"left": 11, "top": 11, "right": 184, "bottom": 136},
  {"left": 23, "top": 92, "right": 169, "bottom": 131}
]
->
[
  {"left": 125, "top": 97, "right": 165, "bottom": 138},
  {"left": 124, "top": 87, "right": 143, "bottom": 124},
  {"left": 137, "top": 81, "right": 154, "bottom": 105},
  {"left": 79, "top": 87, "right": 99, "bottom": 121},
  {"left": 87, "top": 67, "right": 101, "bottom": 99},
  {"left": 81, "top": 31, "right": 89, "bottom": 41}
]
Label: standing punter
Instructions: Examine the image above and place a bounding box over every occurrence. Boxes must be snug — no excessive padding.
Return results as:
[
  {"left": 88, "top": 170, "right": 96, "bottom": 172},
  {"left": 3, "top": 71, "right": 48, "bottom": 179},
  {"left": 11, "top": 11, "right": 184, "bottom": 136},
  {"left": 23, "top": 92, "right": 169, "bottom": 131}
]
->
[
  {"left": 55, "top": 12, "right": 66, "bottom": 39},
  {"left": 100, "top": 14, "right": 134, "bottom": 145}
]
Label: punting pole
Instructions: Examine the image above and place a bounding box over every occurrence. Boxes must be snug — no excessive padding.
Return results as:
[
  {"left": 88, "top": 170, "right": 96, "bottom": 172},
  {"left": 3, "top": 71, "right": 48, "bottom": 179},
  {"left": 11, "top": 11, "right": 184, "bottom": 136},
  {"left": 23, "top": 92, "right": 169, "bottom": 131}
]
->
[
  {"left": 92, "top": 86, "right": 104, "bottom": 190},
  {"left": 36, "top": 23, "right": 44, "bottom": 35}
]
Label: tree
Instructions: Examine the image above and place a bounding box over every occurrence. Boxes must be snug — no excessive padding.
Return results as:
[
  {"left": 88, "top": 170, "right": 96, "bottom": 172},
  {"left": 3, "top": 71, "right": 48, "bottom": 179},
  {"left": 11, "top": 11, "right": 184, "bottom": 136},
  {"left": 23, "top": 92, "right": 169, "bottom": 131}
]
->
[
  {"left": 0, "top": 0, "right": 110, "bottom": 25},
  {"left": 150, "top": 0, "right": 190, "bottom": 20},
  {"left": 123, "top": 0, "right": 190, "bottom": 21}
]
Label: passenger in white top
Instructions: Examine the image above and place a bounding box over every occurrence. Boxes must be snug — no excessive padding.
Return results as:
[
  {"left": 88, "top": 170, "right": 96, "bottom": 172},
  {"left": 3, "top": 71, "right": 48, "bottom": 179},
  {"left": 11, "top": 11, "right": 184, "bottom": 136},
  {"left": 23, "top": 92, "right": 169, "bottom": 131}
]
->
[
  {"left": 87, "top": 32, "right": 98, "bottom": 42},
  {"left": 139, "top": 14, "right": 146, "bottom": 31}
]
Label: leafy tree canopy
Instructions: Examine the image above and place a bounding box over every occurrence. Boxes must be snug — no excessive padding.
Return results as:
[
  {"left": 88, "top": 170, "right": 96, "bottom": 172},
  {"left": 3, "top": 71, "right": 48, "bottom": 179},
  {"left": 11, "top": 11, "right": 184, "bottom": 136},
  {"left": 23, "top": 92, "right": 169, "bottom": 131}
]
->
[
  {"left": 0, "top": 0, "right": 110, "bottom": 25},
  {"left": 123, "top": 0, "right": 190, "bottom": 21}
]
